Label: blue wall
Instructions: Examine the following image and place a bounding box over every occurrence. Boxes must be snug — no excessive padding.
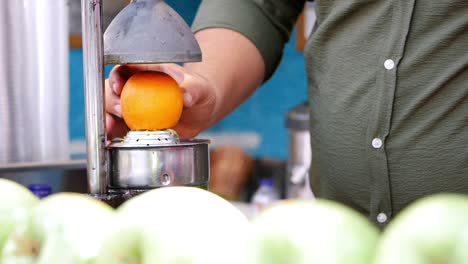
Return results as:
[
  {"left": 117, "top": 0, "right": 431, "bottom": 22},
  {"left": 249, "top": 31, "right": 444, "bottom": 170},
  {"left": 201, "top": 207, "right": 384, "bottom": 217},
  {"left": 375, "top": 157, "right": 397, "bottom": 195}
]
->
[{"left": 70, "top": 0, "right": 307, "bottom": 159}]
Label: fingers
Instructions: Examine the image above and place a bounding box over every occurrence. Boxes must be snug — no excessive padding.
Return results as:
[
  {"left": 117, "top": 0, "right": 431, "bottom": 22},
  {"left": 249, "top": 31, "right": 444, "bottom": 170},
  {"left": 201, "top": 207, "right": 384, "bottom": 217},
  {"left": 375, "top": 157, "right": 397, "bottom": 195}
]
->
[
  {"left": 154, "top": 64, "right": 205, "bottom": 109},
  {"left": 108, "top": 64, "right": 150, "bottom": 95},
  {"left": 149, "top": 63, "right": 186, "bottom": 85},
  {"left": 108, "top": 63, "right": 203, "bottom": 110},
  {"left": 171, "top": 122, "right": 201, "bottom": 139},
  {"left": 179, "top": 73, "right": 203, "bottom": 108},
  {"left": 106, "top": 113, "right": 129, "bottom": 140},
  {"left": 105, "top": 79, "right": 122, "bottom": 118},
  {"left": 105, "top": 78, "right": 127, "bottom": 139},
  {"left": 108, "top": 63, "right": 187, "bottom": 94},
  {"left": 182, "top": 91, "right": 194, "bottom": 108},
  {"left": 105, "top": 63, "right": 213, "bottom": 140},
  {"left": 108, "top": 66, "right": 130, "bottom": 95}
]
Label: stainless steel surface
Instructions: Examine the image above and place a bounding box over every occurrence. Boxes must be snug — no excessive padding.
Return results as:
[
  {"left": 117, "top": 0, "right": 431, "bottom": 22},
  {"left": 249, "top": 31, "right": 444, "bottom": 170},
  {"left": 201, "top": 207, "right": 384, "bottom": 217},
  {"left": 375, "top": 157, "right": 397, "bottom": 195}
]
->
[
  {"left": 81, "top": 0, "right": 206, "bottom": 194},
  {"left": 1, "top": 170, "right": 89, "bottom": 198},
  {"left": 103, "top": 0, "right": 202, "bottom": 64},
  {"left": 288, "top": 130, "right": 311, "bottom": 184},
  {"left": 108, "top": 138, "right": 209, "bottom": 189},
  {"left": 117, "top": 130, "right": 180, "bottom": 146},
  {"left": 0, "top": 159, "right": 87, "bottom": 173},
  {"left": 0, "top": 0, "right": 70, "bottom": 164},
  {"left": 81, "top": 0, "right": 107, "bottom": 194},
  {"left": 285, "top": 102, "right": 314, "bottom": 199},
  {"left": 69, "top": 0, "right": 131, "bottom": 36}
]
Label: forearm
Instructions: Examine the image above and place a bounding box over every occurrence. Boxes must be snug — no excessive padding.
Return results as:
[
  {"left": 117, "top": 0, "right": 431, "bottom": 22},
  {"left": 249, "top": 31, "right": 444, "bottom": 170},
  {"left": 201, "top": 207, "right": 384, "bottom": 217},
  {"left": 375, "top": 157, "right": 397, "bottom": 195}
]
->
[{"left": 184, "top": 28, "right": 265, "bottom": 127}]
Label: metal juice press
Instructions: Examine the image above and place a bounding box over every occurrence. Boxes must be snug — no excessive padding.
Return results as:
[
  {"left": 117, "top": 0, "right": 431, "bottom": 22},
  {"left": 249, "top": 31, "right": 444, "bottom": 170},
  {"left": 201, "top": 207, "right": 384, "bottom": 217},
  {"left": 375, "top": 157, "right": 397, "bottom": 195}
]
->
[{"left": 81, "top": 0, "right": 209, "bottom": 204}]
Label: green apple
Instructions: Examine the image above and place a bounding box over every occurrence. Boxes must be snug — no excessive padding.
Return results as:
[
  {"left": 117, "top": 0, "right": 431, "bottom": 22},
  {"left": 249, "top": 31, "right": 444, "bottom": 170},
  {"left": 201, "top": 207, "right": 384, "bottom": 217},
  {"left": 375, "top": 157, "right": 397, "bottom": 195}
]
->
[
  {"left": 1, "top": 192, "right": 115, "bottom": 264},
  {"left": 97, "top": 186, "right": 251, "bottom": 264},
  {"left": 0, "top": 179, "right": 39, "bottom": 254},
  {"left": 374, "top": 194, "right": 468, "bottom": 264},
  {"left": 250, "top": 199, "right": 380, "bottom": 264}
]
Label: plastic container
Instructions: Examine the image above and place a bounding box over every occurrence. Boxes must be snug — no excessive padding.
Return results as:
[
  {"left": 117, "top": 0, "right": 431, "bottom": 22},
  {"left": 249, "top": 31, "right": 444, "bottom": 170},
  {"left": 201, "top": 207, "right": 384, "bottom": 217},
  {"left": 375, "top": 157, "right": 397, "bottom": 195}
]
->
[
  {"left": 251, "top": 178, "right": 280, "bottom": 215},
  {"left": 28, "top": 184, "right": 52, "bottom": 199}
]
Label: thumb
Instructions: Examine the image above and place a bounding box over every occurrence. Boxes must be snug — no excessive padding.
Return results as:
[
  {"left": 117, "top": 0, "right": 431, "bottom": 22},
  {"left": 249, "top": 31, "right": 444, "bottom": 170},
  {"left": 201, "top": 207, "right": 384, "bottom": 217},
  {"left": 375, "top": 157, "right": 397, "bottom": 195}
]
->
[
  {"left": 179, "top": 72, "right": 210, "bottom": 109},
  {"left": 145, "top": 63, "right": 186, "bottom": 85},
  {"left": 142, "top": 64, "right": 197, "bottom": 108}
]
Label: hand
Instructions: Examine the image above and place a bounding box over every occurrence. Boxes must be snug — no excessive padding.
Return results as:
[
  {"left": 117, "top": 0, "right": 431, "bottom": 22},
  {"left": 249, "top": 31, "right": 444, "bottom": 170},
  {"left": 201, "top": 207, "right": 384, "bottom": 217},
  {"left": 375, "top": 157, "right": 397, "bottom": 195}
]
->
[
  {"left": 105, "top": 28, "right": 266, "bottom": 140},
  {"left": 105, "top": 63, "right": 217, "bottom": 139}
]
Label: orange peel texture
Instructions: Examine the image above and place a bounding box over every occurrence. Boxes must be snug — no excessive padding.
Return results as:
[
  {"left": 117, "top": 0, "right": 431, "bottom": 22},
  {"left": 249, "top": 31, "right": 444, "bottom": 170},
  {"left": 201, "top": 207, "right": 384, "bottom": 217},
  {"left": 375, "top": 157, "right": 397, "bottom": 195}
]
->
[{"left": 120, "top": 72, "right": 183, "bottom": 131}]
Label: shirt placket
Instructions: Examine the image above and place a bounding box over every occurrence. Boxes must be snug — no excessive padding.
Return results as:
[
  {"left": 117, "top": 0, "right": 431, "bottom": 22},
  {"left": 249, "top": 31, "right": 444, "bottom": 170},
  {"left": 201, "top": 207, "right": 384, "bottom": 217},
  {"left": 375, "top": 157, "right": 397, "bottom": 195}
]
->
[{"left": 366, "top": 0, "right": 417, "bottom": 226}]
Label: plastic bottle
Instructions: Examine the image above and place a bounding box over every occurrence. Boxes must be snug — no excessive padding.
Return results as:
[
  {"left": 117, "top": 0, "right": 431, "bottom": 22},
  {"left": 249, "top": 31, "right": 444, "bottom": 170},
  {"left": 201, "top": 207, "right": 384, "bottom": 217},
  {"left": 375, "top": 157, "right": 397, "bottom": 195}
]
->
[
  {"left": 28, "top": 184, "right": 52, "bottom": 199},
  {"left": 251, "top": 178, "right": 280, "bottom": 215}
]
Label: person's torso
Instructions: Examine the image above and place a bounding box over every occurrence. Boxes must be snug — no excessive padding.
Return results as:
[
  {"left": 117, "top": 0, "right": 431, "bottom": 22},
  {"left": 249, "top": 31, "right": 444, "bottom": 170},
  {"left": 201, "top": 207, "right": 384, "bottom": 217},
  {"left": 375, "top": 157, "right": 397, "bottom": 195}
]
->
[{"left": 305, "top": 0, "right": 468, "bottom": 226}]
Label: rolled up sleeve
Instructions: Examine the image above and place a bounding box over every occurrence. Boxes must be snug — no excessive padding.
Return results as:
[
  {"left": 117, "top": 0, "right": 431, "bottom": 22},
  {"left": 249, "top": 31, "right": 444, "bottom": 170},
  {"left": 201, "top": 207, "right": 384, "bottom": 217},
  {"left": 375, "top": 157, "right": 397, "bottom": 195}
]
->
[{"left": 192, "top": 0, "right": 305, "bottom": 81}]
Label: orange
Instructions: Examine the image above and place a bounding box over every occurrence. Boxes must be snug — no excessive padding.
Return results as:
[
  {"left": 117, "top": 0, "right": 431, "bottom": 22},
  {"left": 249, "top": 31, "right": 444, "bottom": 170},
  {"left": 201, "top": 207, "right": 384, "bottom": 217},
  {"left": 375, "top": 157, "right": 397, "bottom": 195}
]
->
[{"left": 120, "top": 71, "right": 183, "bottom": 131}]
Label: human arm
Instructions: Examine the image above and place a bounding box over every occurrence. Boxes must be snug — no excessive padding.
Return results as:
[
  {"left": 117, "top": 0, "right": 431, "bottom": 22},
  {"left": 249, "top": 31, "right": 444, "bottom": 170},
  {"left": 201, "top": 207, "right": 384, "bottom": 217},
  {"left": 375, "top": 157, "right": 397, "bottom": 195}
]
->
[
  {"left": 106, "top": 28, "right": 264, "bottom": 139},
  {"left": 105, "top": 0, "right": 305, "bottom": 139}
]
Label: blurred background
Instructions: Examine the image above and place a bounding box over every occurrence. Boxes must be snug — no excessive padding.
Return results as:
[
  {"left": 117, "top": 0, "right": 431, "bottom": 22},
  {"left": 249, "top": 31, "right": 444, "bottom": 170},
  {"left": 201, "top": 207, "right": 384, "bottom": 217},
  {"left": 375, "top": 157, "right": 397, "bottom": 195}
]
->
[
  {"left": 69, "top": 0, "right": 308, "bottom": 160},
  {"left": 0, "top": 0, "right": 315, "bottom": 202}
]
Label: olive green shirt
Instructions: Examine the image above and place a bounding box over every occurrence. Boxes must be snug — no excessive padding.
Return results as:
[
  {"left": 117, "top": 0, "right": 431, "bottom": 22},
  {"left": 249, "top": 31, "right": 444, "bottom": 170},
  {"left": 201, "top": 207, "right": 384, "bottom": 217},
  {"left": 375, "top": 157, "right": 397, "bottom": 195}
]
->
[{"left": 192, "top": 0, "right": 468, "bottom": 225}]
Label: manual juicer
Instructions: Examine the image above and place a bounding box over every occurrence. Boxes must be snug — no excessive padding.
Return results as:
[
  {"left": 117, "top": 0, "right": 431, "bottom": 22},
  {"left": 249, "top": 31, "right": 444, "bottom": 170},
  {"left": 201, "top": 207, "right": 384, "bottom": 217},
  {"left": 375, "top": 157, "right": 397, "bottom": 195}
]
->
[{"left": 81, "top": 0, "right": 209, "bottom": 205}]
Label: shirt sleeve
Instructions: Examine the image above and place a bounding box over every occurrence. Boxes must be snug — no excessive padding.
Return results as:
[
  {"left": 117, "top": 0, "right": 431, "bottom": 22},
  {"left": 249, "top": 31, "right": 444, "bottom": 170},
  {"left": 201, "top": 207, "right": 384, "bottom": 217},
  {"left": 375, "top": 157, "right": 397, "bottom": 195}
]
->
[{"left": 191, "top": 0, "right": 306, "bottom": 81}]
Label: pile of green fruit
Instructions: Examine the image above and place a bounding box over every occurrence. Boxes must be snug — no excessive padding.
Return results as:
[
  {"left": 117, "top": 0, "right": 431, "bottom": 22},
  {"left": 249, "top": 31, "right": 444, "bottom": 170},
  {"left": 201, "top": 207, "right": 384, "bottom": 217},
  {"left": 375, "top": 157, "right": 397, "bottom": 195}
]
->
[{"left": 1, "top": 177, "right": 468, "bottom": 264}]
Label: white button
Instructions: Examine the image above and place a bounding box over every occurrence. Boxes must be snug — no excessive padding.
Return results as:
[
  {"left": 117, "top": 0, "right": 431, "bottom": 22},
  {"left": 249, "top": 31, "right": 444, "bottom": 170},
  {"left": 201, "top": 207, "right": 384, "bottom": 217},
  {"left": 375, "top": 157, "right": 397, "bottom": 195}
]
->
[
  {"left": 384, "top": 59, "right": 395, "bottom": 70},
  {"left": 372, "top": 138, "right": 383, "bottom": 149},
  {"left": 377, "top": 213, "right": 388, "bottom": 223}
]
